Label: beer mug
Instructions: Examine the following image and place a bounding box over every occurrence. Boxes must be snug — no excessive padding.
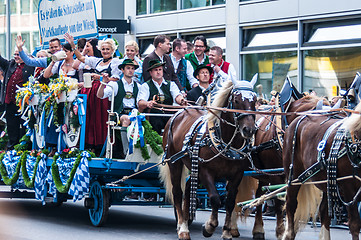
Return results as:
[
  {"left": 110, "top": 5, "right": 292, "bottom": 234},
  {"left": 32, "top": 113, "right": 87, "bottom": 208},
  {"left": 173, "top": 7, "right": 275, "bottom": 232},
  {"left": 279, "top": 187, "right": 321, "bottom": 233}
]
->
[
  {"left": 51, "top": 50, "right": 67, "bottom": 62},
  {"left": 83, "top": 73, "right": 92, "bottom": 88}
]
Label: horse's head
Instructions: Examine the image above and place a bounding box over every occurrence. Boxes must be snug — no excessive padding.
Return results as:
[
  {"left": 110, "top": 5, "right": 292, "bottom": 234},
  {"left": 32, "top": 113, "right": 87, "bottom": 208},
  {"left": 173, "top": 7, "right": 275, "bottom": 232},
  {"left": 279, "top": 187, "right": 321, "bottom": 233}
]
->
[{"left": 228, "top": 74, "right": 258, "bottom": 139}]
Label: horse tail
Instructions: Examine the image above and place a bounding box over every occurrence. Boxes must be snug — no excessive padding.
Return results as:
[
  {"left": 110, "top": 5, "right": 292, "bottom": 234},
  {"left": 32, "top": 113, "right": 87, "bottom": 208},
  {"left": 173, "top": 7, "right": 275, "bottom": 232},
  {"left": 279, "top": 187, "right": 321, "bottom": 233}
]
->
[
  {"left": 292, "top": 184, "right": 322, "bottom": 232},
  {"left": 234, "top": 176, "right": 259, "bottom": 220},
  {"left": 159, "top": 159, "right": 188, "bottom": 204}
]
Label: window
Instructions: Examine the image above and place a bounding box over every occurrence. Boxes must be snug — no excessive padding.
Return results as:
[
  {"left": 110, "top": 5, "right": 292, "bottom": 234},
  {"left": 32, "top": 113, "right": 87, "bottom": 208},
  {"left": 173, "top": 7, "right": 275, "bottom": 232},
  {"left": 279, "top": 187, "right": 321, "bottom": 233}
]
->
[
  {"left": 21, "top": 0, "right": 30, "bottom": 14},
  {"left": 0, "top": 34, "right": 5, "bottom": 58},
  {"left": 304, "top": 47, "right": 361, "bottom": 98},
  {"left": 182, "top": 0, "right": 210, "bottom": 9},
  {"left": 151, "top": 0, "right": 177, "bottom": 13},
  {"left": 243, "top": 25, "right": 298, "bottom": 50},
  {"left": 212, "top": 0, "right": 225, "bottom": 5},
  {"left": 10, "top": 0, "right": 16, "bottom": 15},
  {"left": 137, "top": 0, "right": 146, "bottom": 15},
  {"left": 243, "top": 51, "right": 298, "bottom": 100},
  {"left": 33, "top": 0, "right": 40, "bottom": 13},
  {"left": 32, "top": 31, "right": 40, "bottom": 51},
  {"left": 0, "top": 1, "right": 5, "bottom": 15},
  {"left": 22, "top": 32, "right": 30, "bottom": 52}
]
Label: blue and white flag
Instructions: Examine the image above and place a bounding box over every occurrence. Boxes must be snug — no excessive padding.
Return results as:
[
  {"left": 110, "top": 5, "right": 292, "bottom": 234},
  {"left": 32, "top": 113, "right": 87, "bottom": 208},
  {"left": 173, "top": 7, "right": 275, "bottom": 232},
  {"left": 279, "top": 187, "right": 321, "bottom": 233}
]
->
[
  {"left": 34, "top": 153, "right": 48, "bottom": 205},
  {"left": 68, "top": 151, "right": 90, "bottom": 202}
]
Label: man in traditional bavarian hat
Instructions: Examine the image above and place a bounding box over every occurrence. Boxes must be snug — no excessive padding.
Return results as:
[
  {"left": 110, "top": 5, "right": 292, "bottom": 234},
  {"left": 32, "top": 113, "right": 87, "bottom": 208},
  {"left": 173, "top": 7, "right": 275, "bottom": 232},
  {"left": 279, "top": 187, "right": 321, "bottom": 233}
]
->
[
  {"left": 97, "top": 58, "right": 140, "bottom": 126},
  {"left": 186, "top": 64, "right": 213, "bottom": 104},
  {"left": 97, "top": 59, "right": 140, "bottom": 157},
  {"left": 138, "top": 59, "right": 187, "bottom": 134}
]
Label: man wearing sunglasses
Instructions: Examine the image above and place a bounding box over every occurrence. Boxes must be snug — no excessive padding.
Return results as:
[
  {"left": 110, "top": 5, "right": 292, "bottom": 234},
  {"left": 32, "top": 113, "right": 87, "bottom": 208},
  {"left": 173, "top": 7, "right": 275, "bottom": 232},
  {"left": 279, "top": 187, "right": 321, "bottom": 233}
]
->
[{"left": 0, "top": 48, "right": 35, "bottom": 149}]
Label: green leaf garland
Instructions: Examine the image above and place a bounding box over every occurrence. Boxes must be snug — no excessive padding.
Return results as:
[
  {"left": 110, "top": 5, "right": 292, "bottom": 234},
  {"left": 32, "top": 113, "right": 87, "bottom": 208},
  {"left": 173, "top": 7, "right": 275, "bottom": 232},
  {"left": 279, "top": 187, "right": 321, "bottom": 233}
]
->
[
  {"left": 134, "top": 119, "right": 163, "bottom": 160},
  {"left": 0, "top": 152, "right": 23, "bottom": 185},
  {"left": 21, "top": 151, "right": 48, "bottom": 188}
]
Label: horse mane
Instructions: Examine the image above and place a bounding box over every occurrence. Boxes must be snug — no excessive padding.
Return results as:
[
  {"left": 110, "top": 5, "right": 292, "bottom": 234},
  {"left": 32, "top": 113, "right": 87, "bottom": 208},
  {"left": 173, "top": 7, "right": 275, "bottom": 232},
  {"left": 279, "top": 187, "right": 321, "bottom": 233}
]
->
[
  {"left": 288, "top": 95, "right": 329, "bottom": 112},
  {"left": 207, "top": 80, "right": 234, "bottom": 122},
  {"left": 344, "top": 102, "right": 361, "bottom": 132}
]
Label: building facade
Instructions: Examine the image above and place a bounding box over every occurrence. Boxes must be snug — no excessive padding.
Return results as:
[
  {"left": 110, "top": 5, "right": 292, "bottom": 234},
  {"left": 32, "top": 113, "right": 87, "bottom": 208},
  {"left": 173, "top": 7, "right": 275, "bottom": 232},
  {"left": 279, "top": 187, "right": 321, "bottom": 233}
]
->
[{"left": 125, "top": 0, "right": 361, "bottom": 98}]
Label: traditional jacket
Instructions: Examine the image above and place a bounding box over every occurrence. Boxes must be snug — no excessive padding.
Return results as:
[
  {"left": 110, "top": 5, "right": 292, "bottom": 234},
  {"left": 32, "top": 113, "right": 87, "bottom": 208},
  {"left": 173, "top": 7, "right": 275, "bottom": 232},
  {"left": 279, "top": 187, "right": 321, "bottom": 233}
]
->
[
  {"left": 146, "top": 79, "right": 173, "bottom": 113},
  {"left": 185, "top": 52, "right": 209, "bottom": 71},
  {"left": 207, "top": 59, "right": 230, "bottom": 83}
]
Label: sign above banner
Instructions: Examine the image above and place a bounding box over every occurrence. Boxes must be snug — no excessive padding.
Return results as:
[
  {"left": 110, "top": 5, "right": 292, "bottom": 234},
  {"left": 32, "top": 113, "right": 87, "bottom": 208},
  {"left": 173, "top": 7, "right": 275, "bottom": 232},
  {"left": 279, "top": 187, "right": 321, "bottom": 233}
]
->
[
  {"left": 38, "top": 0, "right": 98, "bottom": 45},
  {"left": 97, "top": 19, "right": 130, "bottom": 34}
]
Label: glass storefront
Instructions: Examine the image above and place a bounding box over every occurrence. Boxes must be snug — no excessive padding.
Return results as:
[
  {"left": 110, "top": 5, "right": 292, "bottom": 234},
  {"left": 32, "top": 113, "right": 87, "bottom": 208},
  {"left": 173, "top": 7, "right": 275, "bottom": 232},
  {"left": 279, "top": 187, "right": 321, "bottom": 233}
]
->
[
  {"left": 137, "top": 0, "right": 147, "bottom": 15},
  {"left": 243, "top": 51, "right": 298, "bottom": 100},
  {"left": 304, "top": 47, "right": 361, "bottom": 97}
]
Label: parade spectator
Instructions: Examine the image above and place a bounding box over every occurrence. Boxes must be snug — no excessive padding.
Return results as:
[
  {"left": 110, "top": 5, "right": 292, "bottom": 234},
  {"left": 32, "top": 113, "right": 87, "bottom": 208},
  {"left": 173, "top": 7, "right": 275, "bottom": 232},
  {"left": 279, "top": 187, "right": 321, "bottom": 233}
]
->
[
  {"left": 119, "top": 40, "right": 143, "bottom": 83},
  {"left": 138, "top": 59, "right": 187, "bottom": 134},
  {"left": 43, "top": 43, "right": 79, "bottom": 80},
  {"left": 185, "top": 35, "right": 209, "bottom": 71},
  {"left": 186, "top": 64, "right": 212, "bottom": 103},
  {"left": 97, "top": 59, "right": 141, "bottom": 158},
  {"left": 65, "top": 33, "right": 121, "bottom": 154},
  {"left": 170, "top": 38, "right": 198, "bottom": 92},
  {"left": 142, "top": 35, "right": 183, "bottom": 91},
  {"left": 0, "top": 48, "right": 35, "bottom": 149},
  {"left": 186, "top": 41, "right": 194, "bottom": 55},
  {"left": 207, "top": 46, "right": 237, "bottom": 83},
  {"left": 17, "top": 36, "right": 61, "bottom": 68}
]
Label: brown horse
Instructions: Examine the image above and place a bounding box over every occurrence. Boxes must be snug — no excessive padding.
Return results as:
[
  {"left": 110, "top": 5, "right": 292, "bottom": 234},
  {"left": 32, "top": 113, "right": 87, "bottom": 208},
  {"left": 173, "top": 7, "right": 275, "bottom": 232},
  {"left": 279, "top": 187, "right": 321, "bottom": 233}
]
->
[
  {"left": 160, "top": 77, "right": 257, "bottom": 240},
  {"left": 232, "top": 95, "right": 331, "bottom": 239},
  {"left": 282, "top": 104, "right": 361, "bottom": 240}
]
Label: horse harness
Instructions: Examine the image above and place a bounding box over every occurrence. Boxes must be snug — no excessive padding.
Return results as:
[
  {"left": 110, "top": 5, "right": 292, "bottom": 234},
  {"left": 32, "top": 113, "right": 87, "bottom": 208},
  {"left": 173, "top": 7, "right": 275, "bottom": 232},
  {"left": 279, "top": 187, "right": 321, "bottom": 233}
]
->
[
  {"left": 164, "top": 87, "right": 255, "bottom": 221},
  {"left": 289, "top": 116, "right": 361, "bottom": 222}
]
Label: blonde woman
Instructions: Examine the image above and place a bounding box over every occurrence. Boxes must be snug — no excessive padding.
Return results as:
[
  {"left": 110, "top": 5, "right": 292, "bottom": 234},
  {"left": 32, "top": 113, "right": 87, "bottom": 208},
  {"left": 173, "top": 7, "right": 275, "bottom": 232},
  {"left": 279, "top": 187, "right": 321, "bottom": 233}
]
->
[{"left": 119, "top": 40, "right": 143, "bottom": 83}]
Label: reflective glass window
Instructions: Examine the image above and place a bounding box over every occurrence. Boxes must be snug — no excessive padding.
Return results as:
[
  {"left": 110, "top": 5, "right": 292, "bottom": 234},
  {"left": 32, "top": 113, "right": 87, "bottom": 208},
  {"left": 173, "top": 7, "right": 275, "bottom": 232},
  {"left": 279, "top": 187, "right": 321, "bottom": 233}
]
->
[
  {"left": 212, "top": 0, "right": 225, "bottom": 5},
  {"left": 243, "top": 51, "right": 298, "bottom": 100},
  {"left": 304, "top": 47, "right": 361, "bottom": 98},
  {"left": 0, "top": 34, "right": 5, "bottom": 57},
  {"left": 182, "top": 0, "right": 210, "bottom": 9},
  {"left": 33, "top": 0, "right": 39, "bottom": 13},
  {"left": 308, "top": 24, "right": 361, "bottom": 43},
  {"left": 247, "top": 30, "right": 298, "bottom": 47},
  {"left": 21, "top": 0, "right": 30, "bottom": 14},
  {"left": 10, "top": 0, "right": 16, "bottom": 14},
  {"left": 137, "top": 0, "right": 146, "bottom": 15},
  {"left": 151, "top": 0, "right": 177, "bottom": 13},
  {"left": 0, "top": 1, "right": 5, "bottom": 15}
]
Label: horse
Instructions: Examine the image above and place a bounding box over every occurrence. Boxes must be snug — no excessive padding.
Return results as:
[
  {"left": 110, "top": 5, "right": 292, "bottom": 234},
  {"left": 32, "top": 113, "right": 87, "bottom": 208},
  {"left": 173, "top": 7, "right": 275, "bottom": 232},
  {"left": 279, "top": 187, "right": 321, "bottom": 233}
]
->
[
  {"left": 232, "top": 82, "right": 331, "bottom": 239},
  {"left": 282, "top": 103, "right": 361, "bottom": 240},
  {"left": 159, "top": 76, "right": 258, "bottom": 240}
]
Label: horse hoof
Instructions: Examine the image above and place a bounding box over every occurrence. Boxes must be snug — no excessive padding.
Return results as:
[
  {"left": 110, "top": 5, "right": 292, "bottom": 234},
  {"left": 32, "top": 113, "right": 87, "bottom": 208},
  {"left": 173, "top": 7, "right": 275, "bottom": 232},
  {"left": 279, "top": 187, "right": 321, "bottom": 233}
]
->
[
  {"left": 178, "top": 232, "right": 191, "bottom": 240},
  {"left": 202, "top": 224, "right": 213, "bottom": 238},
  {"left": 253, "top": 232, "right": 265, "bottom": 240},
  {"left": 230, "top": 229, "right": 240, "bottom": 238}
]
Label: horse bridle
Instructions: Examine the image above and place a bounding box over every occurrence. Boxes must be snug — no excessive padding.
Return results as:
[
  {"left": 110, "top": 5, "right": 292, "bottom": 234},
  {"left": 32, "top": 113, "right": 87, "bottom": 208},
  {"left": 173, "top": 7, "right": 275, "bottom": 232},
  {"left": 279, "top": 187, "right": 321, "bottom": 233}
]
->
[{"left": 227, "top": 87, "right": 256, "bottom": 128}]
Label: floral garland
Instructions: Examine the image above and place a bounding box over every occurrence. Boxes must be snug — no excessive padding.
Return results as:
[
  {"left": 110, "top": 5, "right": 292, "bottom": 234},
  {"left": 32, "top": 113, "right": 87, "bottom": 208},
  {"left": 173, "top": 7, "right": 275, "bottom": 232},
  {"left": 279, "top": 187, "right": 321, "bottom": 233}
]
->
[
  {"left": 134, "top": 120, "right": 163, "bottom": 160},
  {"left": 0, "top": 152, "right": 23, "bottom": 185}
]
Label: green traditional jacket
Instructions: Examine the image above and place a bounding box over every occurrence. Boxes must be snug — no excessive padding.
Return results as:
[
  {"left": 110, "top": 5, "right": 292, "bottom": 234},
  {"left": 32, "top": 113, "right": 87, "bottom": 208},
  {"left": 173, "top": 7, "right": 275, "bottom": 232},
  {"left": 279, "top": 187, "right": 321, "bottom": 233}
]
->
[
  {"left": 114, "top": 80, "right": 139, "bottom": 114},
  {"left": 185, "top": 52, "right": 209, "bottom": 71}
]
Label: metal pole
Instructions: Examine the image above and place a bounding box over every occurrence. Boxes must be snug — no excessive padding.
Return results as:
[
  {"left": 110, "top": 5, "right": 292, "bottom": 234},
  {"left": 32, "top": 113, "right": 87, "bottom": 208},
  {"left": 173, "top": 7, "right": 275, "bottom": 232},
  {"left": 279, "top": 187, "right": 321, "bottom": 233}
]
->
[{"left": 5, "top": 0, "right": 10, "bottom": 58}]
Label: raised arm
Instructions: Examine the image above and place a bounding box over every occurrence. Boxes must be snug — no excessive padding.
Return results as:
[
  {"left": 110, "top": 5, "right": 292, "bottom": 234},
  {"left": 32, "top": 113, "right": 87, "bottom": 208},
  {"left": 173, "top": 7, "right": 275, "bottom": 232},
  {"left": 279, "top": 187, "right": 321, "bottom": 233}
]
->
[
  {"left": 43, "top": 61, "right": 56, "bottom": 78},
  {"left": 16, "top": 35, "right": 47, "bottom": 68},
  {"left": 64, "top": 33, "right": 86, "bottom": 63}
]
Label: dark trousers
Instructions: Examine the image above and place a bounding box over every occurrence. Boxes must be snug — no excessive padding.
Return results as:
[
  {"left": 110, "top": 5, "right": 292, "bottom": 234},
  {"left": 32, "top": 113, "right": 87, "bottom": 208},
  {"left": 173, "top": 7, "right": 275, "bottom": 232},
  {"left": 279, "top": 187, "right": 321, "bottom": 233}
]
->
[
  {"left": 5, "top": 102, "right": 25, "bottom": 149},
  {"left": 148, "top": 116, "right": 170, "bottom": 135}
]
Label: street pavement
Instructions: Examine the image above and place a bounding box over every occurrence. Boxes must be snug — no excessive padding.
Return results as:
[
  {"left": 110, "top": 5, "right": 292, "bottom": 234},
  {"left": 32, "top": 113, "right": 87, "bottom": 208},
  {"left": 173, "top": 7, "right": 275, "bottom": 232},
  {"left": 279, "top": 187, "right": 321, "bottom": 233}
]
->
[{"left": 0, "top": 196, "right": 351, "bottom": 240}]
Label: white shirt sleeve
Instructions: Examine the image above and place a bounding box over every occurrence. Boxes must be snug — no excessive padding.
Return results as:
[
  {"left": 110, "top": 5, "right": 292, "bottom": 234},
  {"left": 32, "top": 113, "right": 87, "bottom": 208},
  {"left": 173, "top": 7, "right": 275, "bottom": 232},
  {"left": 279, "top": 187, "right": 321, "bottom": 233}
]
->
[
  {"left": 186, "top": 60, "right": 199, "bottom": 87},
  {"left": 51, "top": 62, "right": 60, "bottom": 75},
  {"left": 101, "top": 81, "right": 119, "bottom": 100},
  {"left": 228, "top": 63, "right": 237, "bottom": 83},
  {"left": 137, "top": 83, "right": 150, "bottom": 106},
  {"left": 84, "top": 56, "right": 102, "bottom": 69},
  {"left": 110, "top": 58, "right": 121, "bottom": 79},
  {"left": 170, "top": 81, "right": 182, "bottom": 102}
]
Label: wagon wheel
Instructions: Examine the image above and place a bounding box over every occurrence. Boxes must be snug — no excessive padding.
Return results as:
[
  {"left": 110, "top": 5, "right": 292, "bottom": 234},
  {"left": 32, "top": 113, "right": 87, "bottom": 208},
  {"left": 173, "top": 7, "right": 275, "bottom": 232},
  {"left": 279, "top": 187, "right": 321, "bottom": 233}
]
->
[{"left": 87, "top": 181, "right": 110, "bottom": 227}]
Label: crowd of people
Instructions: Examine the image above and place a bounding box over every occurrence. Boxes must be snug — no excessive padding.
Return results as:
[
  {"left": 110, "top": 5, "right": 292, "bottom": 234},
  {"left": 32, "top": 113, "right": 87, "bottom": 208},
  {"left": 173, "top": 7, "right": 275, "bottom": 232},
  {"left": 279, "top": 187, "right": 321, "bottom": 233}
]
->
[{"left": 0, "top": 33, "right": 241, "bottom": 156}]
